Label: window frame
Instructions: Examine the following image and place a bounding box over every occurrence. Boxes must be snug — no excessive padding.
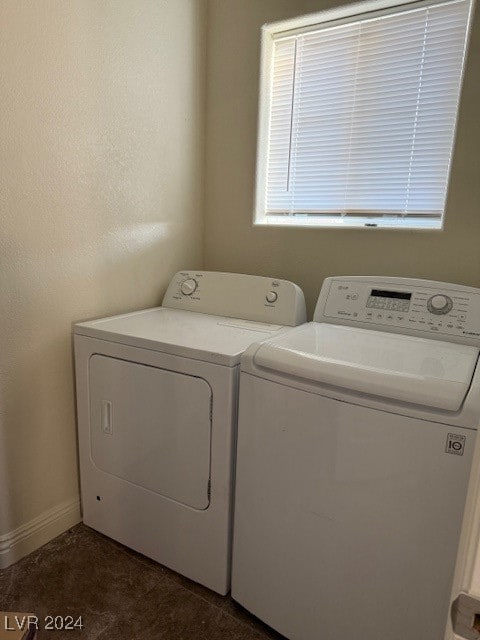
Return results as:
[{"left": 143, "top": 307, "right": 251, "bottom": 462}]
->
[{"left": 253, "top": 0, "right": 473, "bottom": 231}]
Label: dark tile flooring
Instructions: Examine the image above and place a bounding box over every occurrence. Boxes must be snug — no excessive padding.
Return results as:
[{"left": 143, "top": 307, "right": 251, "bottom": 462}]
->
[{"left": 0, "top": 524, "right": 284, "bottom": 640}]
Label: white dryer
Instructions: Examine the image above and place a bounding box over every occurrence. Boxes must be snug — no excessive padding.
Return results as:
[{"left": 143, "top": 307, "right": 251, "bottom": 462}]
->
[
  {"left": 232, "top": 276, "right": 480, "bottom": 640},
  {"left": 74, "top": 271, "right": 305, "bottom": 595}
]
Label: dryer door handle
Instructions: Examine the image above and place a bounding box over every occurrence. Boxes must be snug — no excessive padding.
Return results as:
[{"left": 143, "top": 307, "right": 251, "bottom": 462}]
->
[{"left": 101, "top": 400, "right": 113, "bottom": 435}]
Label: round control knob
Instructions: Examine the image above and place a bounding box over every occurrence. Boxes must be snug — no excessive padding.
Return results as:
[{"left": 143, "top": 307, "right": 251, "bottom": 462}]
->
[
  {"left": 180, "top": 278, "right": 197, "bottom": 296},
  {"left": 427, "top": 294, "right": 453, "bottom": 315},
  {"left": 266, "top": 291, "right": 278, "bottom": 304}
]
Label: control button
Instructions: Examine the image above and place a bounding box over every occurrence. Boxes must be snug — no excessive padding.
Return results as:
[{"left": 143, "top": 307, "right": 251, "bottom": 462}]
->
[
  {"left": 458, "top": 313, "right": 466, "bottom": 321},
  {"left": 266, "top": 291, "right": 278, "bottom": 303},
  {"left": 427, "top": 294, "right": 453, "bottom": 315},
  {"left": 180, "top": 278, "right": 197, "bottom": 296},
  {"left": 430, "top": 295, "right": 448, "bottom": 309}
]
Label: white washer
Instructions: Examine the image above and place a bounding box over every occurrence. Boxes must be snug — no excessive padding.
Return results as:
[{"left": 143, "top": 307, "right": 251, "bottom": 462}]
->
[
  {"left": 74, "top": 270, "right": 305, "bottom": 595},
  {"left": 232, "top": 276, "right": 480, "bottom": 640}
]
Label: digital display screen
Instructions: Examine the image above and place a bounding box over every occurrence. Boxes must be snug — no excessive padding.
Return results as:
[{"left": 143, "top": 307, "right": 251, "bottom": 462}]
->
[{"left": 371, "top": 289, "right": 412, "bottom": 300}]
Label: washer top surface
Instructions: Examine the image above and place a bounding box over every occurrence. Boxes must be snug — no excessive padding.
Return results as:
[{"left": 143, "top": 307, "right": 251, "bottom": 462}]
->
[
  {"left": 75, "top": 306, "right": 286, "bottom": 366},
  {"left": 251, "top": 322, "right": 479, "bottom": 411},
  {"left": 246, "top": 276, "right": 480, "bottom": 411}
]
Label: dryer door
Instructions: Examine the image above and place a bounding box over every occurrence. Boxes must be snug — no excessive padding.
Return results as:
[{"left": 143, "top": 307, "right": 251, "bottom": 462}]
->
[{"left": 89, "top": 355, "right": 212, "bottom": 509}]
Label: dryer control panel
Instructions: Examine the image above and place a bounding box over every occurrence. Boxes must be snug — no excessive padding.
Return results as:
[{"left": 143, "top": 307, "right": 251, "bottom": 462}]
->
[
  {"left": 163, "top": 271, "right": 306, "bottom": 327},
  {"left": 314, "top": 276, "right": 480, "bottom": 347}
]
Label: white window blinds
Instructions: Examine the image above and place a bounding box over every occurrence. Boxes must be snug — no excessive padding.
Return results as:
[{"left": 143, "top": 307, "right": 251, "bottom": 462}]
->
[{"left": 259, "top": 0, "right": 471, "bottom": 228}]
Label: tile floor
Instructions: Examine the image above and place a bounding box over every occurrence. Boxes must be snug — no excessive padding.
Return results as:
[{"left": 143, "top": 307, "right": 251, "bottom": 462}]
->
[{"left": 0, "top": 524, "right": 284, "bottom": 640}]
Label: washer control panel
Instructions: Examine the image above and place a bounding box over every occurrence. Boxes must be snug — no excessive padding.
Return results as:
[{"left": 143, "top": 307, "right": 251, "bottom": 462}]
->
[
  {"left": 163, "top": 271, "right": 306, "bottom": 327},
  {"left": 314, "top": 276, "right": 480, "bottom": 347}
]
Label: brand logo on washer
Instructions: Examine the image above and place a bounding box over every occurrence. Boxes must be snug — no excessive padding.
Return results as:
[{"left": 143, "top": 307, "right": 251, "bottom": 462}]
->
[{"left": 446, "top": 434, "right": 466, "bottom": 456}]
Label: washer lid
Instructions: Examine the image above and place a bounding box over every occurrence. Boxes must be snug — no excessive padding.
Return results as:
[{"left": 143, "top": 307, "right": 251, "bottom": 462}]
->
[
  {"left": 74, "top": 307, "right": 284, "bottom": 366},
  {"left": 252, "top": 323, "right": 479, "bottom": 411}
]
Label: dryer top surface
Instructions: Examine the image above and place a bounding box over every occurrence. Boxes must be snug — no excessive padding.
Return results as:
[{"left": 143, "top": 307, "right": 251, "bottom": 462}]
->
[{"left": 74, "top": 307, "right": 285, "bottom": 366}]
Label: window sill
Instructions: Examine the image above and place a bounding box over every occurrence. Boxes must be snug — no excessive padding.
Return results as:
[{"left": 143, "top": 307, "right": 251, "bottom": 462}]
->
[{"left": 254, "top": 215, "right": 443, "bottom": 231}]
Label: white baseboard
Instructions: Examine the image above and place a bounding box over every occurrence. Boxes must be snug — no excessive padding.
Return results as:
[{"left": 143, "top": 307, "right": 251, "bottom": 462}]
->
[{"left": 0, "top": 498, "right": 82, "bottom": 569}]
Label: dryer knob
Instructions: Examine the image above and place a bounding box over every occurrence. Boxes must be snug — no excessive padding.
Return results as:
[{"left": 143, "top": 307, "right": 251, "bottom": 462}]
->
[{"left": 181, "top": 278, "right": 197, "bottom": 296}]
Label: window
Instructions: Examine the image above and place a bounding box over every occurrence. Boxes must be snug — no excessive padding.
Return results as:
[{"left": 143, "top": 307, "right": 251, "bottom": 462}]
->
[{"left": 255, "top": 0, "right": 472, "bottom": 229}]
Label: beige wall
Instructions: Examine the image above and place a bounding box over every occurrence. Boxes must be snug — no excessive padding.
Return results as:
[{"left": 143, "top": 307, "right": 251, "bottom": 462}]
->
[
  {"left": 204, "top": 0, "right": 480, "bottom": 315},
  {"left": 0, "top": 0, "right": 206, "bottom": 540}
]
